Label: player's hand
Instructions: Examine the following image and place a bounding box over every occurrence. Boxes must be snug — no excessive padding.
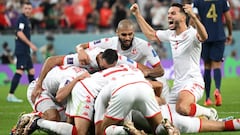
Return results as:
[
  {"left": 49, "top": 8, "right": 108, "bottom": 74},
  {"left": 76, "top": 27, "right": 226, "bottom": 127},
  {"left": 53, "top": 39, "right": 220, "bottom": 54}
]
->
[
  {"left": 31, "top": 83, "right": 43, "bottom": 103},
  {"left": 130, "top": 3, "right": 140, "bottom": 16},
  {"left": 30, "top": 43, "right": 38, "bottom": 52},
  {"left": 77, "top": 48, "right": 90, "bottom": 65},
  {"left": 183, "top": 4, "right": 196, "bottom": 18},
  {"left": 225, "top": 35, "right": 233, "bottom": 45}
]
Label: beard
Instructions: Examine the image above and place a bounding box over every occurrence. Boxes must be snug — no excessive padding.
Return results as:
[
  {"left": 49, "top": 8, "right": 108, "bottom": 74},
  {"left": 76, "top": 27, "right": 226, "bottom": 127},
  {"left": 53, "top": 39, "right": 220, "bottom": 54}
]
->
[{"left": 119, "top": 38, "right": 133, "bottom": 50}]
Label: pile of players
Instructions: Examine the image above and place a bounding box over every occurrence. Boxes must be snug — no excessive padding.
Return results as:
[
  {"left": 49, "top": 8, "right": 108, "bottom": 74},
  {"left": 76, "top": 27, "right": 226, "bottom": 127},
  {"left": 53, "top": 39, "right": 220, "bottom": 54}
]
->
[{"left": 11, "top": 3, "right": 239, "bottom": 135}]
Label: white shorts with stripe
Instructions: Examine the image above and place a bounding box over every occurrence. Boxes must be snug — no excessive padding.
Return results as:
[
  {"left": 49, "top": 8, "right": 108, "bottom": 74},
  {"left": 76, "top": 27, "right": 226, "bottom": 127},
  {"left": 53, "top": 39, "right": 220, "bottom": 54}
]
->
[
  {"left": 105, "top": 80, "right": 161, "bottom": 120},
  {"left": 65, "top": 79, "right": 100, "bottom": 121},
  {"left": 167, "top": 80, "right": 204, "bottom": 104}
]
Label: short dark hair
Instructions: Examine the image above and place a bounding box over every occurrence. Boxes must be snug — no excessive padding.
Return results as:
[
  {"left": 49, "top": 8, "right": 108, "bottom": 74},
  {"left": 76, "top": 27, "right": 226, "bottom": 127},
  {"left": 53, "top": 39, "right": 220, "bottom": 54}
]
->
[
  {"left": 21, "top": 1, "right": 32, "bottom": 6},
  {"left": 171, "top": 3, "right": 189, "bottom": 25},
  {"left": 102, "top": 49, "right": 118, "bottom": 64}
]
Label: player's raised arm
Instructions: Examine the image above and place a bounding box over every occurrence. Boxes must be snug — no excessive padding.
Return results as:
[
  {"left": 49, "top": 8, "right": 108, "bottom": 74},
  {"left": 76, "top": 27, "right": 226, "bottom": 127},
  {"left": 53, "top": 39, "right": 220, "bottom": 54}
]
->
[
  {"left": 183, "top": 4, "right": 208, "bottom": 42},
  {"left": 130, "top": 3, "right": 159, "bottom": 43}
]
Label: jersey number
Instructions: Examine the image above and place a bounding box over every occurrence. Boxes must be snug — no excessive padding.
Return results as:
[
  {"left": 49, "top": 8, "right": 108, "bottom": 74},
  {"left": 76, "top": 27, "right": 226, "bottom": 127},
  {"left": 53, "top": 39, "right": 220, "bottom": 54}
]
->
[{"left": 206, "top": 3, "right": 218, "bottom": 22}]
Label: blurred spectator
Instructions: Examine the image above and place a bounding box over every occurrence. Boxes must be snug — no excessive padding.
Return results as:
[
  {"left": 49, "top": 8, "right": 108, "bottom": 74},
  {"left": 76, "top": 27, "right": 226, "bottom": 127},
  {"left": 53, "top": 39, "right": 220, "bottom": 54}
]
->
[
  {"left": 30, "top": 6, "right": 44, "bottom": 31},
  {"left": 31, "top": 51, "right": 39, "bottom": 63},
  {"left": 112, "top": 0, "right": 128, "bottom": 30},
  {"left": 98, "top": 0, "right": 113, "bottom": 33},
  {"left": 0, "top": 0, "right": 11, "bottom": 30},
  {"left": 5, "top": 3, "right": 19, "bottom": 29},
  {"left": 87, "top": 9, "right": 99, "bottom": 33},
  {"left": 0, "top": 42, "right": 14, "bottom": 64},
  {"left": 40, "top": 34, "right": 55, "bottom": 60},
  {"left": 150, "top": 0, "right": 168, "bottom": 30},
  {"left": 143, "top": 0, "right": 153, "bottom": 26}
]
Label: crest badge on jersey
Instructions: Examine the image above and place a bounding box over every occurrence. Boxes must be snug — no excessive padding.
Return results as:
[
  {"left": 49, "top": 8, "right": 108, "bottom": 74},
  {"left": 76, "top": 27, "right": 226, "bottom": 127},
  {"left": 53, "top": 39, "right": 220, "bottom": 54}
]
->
[
  {"left": 131, "top": 48, "right": 137, "bottom": 54},
  {"left": 67, "top": 57, "right": 74, "bottom": 64}
]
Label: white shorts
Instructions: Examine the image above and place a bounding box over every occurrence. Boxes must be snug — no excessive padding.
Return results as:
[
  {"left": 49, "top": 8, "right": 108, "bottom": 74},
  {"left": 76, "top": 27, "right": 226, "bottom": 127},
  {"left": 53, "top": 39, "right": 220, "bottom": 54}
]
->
[
  {"left": 65, "top": 80, "right": 98, "bottom": 121},
  {"left": 167, "top": 81, "right": 204, "bottom": 104},
  {"left": 35, "top": 91, "right": 66, "bottom": 121},
  {"left": 105, "top": 82, "right": 161, "bottom": 120}
]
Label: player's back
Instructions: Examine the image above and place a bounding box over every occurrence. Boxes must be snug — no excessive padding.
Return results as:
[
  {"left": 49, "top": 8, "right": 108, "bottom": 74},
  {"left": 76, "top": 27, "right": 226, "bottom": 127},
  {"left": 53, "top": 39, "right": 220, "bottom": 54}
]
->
[
  {"left": 193, "top": 0, "right": 229, "bottom": 41},
  {"left": 42, "top": 65, "right": 86, "bottom": 95}
]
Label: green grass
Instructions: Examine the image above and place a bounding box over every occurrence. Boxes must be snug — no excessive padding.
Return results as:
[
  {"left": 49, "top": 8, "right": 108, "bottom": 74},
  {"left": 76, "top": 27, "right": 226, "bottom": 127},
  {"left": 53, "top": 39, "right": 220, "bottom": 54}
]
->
[{"left": 0, "top": 77, "right": 240, "bottom": 135}]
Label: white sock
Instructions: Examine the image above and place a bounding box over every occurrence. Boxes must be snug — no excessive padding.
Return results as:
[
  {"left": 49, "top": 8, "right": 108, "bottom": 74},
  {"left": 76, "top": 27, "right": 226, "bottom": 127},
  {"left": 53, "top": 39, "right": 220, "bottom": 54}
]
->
[
  {"left": 37, "top": 119, "right": 75, "bottom": 135},
  {"left": 194, "top": 104, "right": 211, "bottom": 117},
  {"left": 233, "top": 119, "right": 240, "bottom": 130},
  {"left": 105, "top": 125, "right": 128, "bottom": 135}
]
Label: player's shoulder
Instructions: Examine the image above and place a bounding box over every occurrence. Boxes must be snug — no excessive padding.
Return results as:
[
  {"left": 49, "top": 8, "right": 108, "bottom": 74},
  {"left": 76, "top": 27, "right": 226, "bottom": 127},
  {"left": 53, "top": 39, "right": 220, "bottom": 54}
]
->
[{"left": 133, "top": 37, "right": 150, "bottom": 47}]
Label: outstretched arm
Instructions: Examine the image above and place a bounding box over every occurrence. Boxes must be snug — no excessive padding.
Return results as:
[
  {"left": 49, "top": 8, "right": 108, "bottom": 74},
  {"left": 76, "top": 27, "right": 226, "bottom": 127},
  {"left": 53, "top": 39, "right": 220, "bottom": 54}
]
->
[
  {"left": 130, "top": 3, "right": 159, "bottom": 43},
  {"left": 31, "top": 55, "right": 64, "bottom": 103}
]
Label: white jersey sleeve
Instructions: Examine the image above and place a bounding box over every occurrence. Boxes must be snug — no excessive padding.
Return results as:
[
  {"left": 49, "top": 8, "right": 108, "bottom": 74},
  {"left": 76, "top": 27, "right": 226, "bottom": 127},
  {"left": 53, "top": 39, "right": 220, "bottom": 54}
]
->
[
  {"left": 88, "top": 37, "right": 118, "bottom": 50},
  {"left": 62, "top": 53, "right": 80, "bottom": 66},
  {"left": 117, "top": 55, "right": 138, "bottom": 68}
]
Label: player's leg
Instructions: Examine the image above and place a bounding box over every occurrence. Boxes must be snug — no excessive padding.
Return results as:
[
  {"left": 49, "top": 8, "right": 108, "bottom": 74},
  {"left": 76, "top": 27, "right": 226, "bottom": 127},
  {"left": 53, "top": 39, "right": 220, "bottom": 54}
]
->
[
  {"left": 210, "top": 41, "right": 225, "bottom": 106},
  {"left": 176, "top": 88, "right": 218, "bottom": 120},
  {"left": 74, "top": 117, "right": 91, "bottom": 135},
  {"left": 26, "top": 54, "right": 35, "bottom": 83},
  {"left": 200, "top": 118, "right": 240, "bottom": 132},
  {"left": 201, "top": 42, "right": 212, "bottom": 106},
  {"left": 7, "top": 54, "right": 25, "bottom": 102}
]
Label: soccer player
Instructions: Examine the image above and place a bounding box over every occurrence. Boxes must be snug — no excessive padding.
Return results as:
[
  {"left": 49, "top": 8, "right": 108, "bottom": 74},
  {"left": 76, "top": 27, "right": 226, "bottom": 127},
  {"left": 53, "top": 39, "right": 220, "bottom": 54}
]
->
[
  {"left": 76, "top": 19, "right": 169, "bottom": 101},
  {"left": 193, "top": 0, "right": 233, "bottom": 106},
  {"left": 13, "top": 65, "right": 88, "bottom": 135},
  {"left": 130, "top": 3, "right": 217, "bottom": 119},
  {"left": 7, "top": 1, "right": 38, "bottom": 103},
  {"left": 31, "top": 48, "right": 119, "bottom": 103}
]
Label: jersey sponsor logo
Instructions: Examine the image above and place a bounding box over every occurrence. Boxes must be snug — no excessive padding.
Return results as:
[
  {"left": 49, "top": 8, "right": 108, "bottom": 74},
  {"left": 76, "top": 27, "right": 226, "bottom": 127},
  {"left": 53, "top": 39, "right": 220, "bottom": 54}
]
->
[
  {"left": 93, "top": 40, "right": 101, "bottom": 45},
  {"left": 67, "top": 57, "right": 74, "bottom": 64},
  {"left": 151, "top": 49, "right": 158, "bottom": 57},
  {"left": 64, "top": 80, "right": 70, "bottom": 85}
]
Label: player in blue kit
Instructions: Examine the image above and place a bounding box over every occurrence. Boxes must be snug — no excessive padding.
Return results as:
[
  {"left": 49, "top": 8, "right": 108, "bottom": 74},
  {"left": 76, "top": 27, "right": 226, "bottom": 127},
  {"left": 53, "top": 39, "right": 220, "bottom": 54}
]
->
[
  {"left": 7, "top": 1, "right": 38, "bottom": 103},
  {"left": 193, "top": 0, "right": 233, "bottom": 106}
]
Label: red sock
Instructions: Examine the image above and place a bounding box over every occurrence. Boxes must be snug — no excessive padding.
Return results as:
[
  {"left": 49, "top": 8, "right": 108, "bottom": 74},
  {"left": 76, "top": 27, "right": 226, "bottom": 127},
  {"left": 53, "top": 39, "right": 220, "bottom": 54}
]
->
[
  {"left": 72, "top": 126, "right": 78, "bottom": 135},
  {"left": 189, "top": 103, "right": 196, "bottom": 116},
  {"left": 225, "top": 120, "right": 235, "bottom": 131}
]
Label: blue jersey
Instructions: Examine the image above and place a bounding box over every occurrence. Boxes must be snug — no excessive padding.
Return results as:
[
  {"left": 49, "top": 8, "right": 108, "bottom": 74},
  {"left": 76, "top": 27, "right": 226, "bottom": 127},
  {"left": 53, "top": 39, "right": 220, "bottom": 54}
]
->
[
  {"left": 193, "top": 0, "right": 230, "bottom": 42},
  {"left": 15, "top": 14, "right": 31, "bottom": 55}
]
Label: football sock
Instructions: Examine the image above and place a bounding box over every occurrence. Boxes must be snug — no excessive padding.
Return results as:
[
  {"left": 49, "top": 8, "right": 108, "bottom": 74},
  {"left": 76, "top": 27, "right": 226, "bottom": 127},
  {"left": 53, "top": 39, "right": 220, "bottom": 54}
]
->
[
  {"left": 37, "top": 119, "right": 76, "bottom": 135},
  {"left": 9, "top": 73, "right": 22, "bottom": 94},
  {"left": 189, "top": 103, "right": 211, "bottom": 118},
  {"left": 28, "top": 74, "right": 35, "bottom": 83},
  {"left": 225, "top": 119, "right": 240, "bottom": 131},
  {"left": 204, "top": 69, "right": 211, "bottom": 100},
  {"left": 213, "top": 68, "right": 221, "bottom": 91},
  {"left": 105, "top": 125, "right": 128, "bottom": 134}
]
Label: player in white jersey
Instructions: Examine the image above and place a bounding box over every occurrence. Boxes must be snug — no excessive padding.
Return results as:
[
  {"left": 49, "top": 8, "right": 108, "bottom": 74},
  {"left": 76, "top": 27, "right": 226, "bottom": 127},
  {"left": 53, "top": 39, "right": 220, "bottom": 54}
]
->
[
  {"left": 31, "top": 48, "right": 119, "bottom": 103},
  {"left": 13, "top": 65, "right": 88, "bottom": 135},
  {"left": 76, "top": 19, "right": 169, "bottom": 102},
  {"left": 21, "top": 64, "right": 175, "bottom": 135},
  {"left": 95, "top": 84, "right": 240, "bottom": 134},
  {"left": 91, "top": 64, "right": 179, "bottom": 135},
  {"left": 130, "top": 3, "right": 219, "bottom": 119}
]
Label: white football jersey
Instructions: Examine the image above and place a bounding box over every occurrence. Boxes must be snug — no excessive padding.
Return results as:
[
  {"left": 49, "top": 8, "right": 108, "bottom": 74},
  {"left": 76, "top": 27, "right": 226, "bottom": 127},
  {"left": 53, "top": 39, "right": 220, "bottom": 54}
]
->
[
  {"left": 87, "top": 36, "right": 161, "bottom": 67},
  {"left": 62, "top": 47, "right": 138, "bottom": 73},
  {"left": 42, "top": 65, "right": 87, "bottom": 96},
  {"left": 155, "top": 26, "right": 203, "bottom": 85}
]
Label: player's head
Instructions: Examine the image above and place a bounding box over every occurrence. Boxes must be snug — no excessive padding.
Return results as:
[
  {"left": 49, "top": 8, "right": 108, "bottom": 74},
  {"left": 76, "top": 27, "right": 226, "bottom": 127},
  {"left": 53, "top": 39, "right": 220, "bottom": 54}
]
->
[
  {"left": 168, "top": 3, "right": 188, "bottom": 30},
  {"left": 116, "top": 19, "right": 135, "bottom": 50},
  {"left": 97, "top": 49, "right": 118, "bottom": 70},
  {"left": 21, "top": 1, "right": 32, "bottom": 17}
]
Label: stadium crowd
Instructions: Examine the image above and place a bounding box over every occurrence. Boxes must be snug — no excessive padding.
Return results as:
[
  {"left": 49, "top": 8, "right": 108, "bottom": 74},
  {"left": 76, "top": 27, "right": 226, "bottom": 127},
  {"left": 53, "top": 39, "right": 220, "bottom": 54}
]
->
[{"left": 1, "top": 0, "right": 240, "bottom": 34}]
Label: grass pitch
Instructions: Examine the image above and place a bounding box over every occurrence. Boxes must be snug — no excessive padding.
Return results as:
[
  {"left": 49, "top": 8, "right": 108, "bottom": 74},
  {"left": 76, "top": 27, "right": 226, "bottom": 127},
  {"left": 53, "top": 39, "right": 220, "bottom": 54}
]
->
[{"left": 0, "top": 77, "right": 240, "bottom": 135}]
